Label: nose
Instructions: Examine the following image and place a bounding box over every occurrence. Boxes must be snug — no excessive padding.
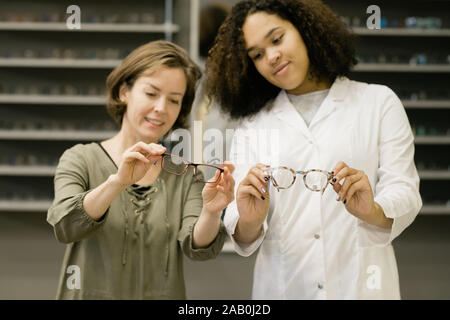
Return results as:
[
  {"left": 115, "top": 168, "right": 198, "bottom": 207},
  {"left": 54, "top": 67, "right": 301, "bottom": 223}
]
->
[
  {"left": 153, "top": 96, "right": 167, "bottom": 113},
  {"left": 267, "top": 47, "right": 281, "bottom": 66}
]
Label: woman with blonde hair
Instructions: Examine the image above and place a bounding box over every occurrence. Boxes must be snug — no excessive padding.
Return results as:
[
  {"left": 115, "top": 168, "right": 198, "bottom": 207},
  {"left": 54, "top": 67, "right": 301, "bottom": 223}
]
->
[{"left": 48, "top": 40, "right": 235, "bottom": 299}]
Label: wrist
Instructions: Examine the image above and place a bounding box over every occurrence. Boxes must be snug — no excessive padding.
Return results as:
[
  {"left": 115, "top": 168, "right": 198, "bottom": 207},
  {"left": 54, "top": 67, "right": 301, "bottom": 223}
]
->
[
  {"left": 235, "top": 218, "right": 263, "bottom": 243},
  {"left": 370, "top": 202, "right": 393, "bottom": 229},
  {"left": 107, "top": 174, "right": 129, "bottom": 191},
  {"left": 201, "top": 206, "right": 223, "bottom": 219}
]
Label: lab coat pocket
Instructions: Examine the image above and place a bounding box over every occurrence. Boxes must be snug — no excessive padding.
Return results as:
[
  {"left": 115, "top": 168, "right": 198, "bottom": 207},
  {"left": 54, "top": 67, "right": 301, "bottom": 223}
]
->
[
  {"left": 252, "top": 239, "right": 285, "bottom": 299},
  {"left": 357, "top": 245, "right": 400, "bottom": 299}
]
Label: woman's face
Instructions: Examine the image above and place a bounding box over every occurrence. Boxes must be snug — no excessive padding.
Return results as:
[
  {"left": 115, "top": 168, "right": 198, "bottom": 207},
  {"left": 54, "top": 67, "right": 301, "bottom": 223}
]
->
[
  {"left": 243, "top": 12, "right": 312, "bottom": 95},
  {"left": 120, "top": 66, "right": 186, "bottom": 143}
]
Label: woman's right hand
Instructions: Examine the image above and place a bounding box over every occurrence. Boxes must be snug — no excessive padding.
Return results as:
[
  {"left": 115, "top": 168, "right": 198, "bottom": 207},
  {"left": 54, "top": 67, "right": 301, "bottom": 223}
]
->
[
  {"left": 113, "top": 142, "right": 166, "bottom": 187},
  {"left": 236, "top": 163, "right": 271, "bottom": 228}
]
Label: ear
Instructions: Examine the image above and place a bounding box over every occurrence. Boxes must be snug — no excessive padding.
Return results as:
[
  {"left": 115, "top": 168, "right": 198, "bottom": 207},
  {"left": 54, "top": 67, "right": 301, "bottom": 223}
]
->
[{"left": 119, "top": 83, "right": 129, "bottom": 104}]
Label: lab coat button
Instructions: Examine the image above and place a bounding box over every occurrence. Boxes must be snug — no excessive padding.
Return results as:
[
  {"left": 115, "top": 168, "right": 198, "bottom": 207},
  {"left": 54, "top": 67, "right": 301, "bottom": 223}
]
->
[
  {"left": 314, "top": 234, "right": 320, "bottom": 239},
  {"left": 318, "top": 283, "right": 324, "bottom": 289}
]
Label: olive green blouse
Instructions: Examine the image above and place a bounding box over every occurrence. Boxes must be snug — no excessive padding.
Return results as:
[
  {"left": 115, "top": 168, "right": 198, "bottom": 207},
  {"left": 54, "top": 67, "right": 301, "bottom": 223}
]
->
[{"left": 47, "top": 142, "right": 226, "bottom": 299}]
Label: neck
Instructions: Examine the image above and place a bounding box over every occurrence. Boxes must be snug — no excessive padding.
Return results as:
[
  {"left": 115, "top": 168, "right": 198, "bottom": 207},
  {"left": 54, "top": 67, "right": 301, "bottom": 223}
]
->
[{"left": 287, "top": 74, "right": 332, "bottom": 96}]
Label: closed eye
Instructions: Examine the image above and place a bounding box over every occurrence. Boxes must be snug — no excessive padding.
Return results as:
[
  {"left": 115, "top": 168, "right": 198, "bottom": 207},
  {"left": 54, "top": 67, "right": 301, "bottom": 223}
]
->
[
  {"left": 250, "top": 51, "right": 263, "bottom": 61},
  {"left": 273, "top": 34, "right": 284, "bottom": 44}
]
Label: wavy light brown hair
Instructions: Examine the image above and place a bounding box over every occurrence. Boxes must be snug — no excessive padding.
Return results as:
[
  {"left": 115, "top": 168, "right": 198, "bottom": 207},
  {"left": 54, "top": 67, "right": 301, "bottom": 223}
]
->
[
  {"left": 106, "top": 40, "right": 202, "bottom": 130},
  {"left": 205, "top": 0, "right": 357, "bottom": 119}
]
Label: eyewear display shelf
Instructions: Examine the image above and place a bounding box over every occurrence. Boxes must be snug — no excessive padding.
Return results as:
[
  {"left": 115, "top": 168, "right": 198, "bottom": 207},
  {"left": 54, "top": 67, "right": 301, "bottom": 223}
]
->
[
  {"left": 0, "top": 0, "right": 193, "bottom": 214},
  {"left": 327, "top": 0, "right": 450, "bottom": 216},
  {"left": 0, "top": 0, "right": 449, "bottom": 223}
]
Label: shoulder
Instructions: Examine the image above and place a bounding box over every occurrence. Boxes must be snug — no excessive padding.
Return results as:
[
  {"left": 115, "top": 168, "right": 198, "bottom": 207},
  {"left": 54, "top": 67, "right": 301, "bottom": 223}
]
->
[
  {"left": 345, "top": 78, "right": 402, "bottom": 113},
  {"left": 61, "top": 142, "right": 100, "bottom": 160}
]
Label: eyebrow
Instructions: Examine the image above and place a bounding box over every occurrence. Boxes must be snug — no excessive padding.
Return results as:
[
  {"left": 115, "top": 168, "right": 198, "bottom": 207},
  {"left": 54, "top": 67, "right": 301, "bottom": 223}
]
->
[
  {"left": 246, "top": 27, "right": 282, "bottom": 53},
  {"left": 145, "top": 83, "right": 183, "bottom": 96}
]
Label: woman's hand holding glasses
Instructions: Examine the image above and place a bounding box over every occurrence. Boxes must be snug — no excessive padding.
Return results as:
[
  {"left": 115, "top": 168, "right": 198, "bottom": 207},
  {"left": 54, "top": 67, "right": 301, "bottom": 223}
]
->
[
  {"left": 114, "top": 142, "right": 166, "bottom": 187},
  {"left": 201, "top": 162, "right": 236, "bottom": 216},
  {"left": 235, "top": 164, "right": 271, "bottom": 243},
  {"left": 331, "top": 161, "right": 393, "bottom": 229}
]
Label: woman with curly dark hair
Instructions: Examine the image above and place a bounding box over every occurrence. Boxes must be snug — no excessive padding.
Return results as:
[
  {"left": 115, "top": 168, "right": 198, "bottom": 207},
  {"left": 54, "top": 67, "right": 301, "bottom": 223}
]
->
[{"left": 206, "top": 0, "right": 422, "bottom": 299}]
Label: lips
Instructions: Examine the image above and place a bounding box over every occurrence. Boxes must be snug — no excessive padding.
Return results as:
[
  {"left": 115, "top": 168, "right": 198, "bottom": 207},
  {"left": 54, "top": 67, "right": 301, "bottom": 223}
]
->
[
  {"left": 145, "top": 117, "right": 164, "bottom": 126},
  {"left": 273, "top": 62, "right": 290, "bottom": 76}
]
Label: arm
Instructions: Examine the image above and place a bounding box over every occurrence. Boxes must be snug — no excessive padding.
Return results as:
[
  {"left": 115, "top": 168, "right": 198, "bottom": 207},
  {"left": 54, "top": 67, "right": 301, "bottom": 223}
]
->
[
  {"left": 372, "top": 87, "right": 422, "bottom": 240},
  {"left": 331, "top": 87, "right": 421, "bottom": 243},
  {"left": 331, "top": 162, "right": 393, "bottom": 229},
  {"left": 82, "top": 142, "right": 166, "bottom": 220},
  {"left": 222, "top": 126, "right": 272, "bottom": 256},
  {"left": 47, "top": 144, "right": 107, "bottom": 243},
  {"left": 233, "top": 163, "right": 271, "bottom": 243},
  {"left": 192, "top": 162, "right": 235, "bottom": 248},
  {"left": 47, "top": 142, "right": 166, "bottom": 243}
]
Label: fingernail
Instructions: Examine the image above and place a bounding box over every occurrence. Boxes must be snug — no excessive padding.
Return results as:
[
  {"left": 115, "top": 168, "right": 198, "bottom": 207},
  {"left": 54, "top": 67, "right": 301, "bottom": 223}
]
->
[
  {"left": 261, "top": 187, "right": 266, "bottom": 194},
  {"left": 336, "top": 195, "right": 340, "bottom": 201},
  {"left": 343, "top": 199, "right": 347, "bottom": 204},
  {"left": 332, "top": 178, "right": 337, "bottom": 183},
  {"left": 331, "top": 171, "right": 335, "bottom": 174},
  {"left": 264, "top": 177, "right": 269, "bottom": 181},
  {"left": 261, "top": 196, "right": 265, "bottom": 200}
]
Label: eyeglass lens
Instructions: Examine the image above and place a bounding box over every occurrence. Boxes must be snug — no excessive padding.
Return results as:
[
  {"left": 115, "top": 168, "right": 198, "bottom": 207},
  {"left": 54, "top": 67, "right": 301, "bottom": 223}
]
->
[
  {"left": 162, "top": 154, "right": 189, "bottom": 175},
  {"left": 304, "top": 171, "right": 329, "bottom": 191},
  {"left": 271, "top": 167, "right": 329, "bottom": 191},
  {"left": 162, "top": 154, "right": 222, "bottom": 183}
]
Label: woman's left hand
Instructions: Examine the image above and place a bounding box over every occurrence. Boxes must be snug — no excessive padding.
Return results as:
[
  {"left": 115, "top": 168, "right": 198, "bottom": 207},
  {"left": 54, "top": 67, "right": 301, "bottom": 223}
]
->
[
  {"left": 202, "top": 162, "right": 235, "bottom": 216},
  {"left": 330, "top": 161, "right": 375, "bottom": 222}
]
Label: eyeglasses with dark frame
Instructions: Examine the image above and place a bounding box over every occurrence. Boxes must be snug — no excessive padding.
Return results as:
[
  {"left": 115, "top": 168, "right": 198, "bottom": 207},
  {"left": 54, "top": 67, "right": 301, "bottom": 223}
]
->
[
  {"left": 159, "top": 153, "right": 224, "bottom": 183},
  {"left": 267, "top": 166, "right": 333, "bottom": 194}
]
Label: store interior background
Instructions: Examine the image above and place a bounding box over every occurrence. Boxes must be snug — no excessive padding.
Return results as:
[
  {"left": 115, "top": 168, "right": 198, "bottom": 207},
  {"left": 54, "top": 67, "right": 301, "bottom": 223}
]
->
[{"left": 0, "top": 0, "right": 449, "bottom": 299}]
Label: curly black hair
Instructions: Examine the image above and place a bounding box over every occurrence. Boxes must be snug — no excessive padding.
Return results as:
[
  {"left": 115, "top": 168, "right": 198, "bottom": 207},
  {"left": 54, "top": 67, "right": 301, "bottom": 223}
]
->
[{"left": 205, "top": 0, "right": 357, "bottom": 120}]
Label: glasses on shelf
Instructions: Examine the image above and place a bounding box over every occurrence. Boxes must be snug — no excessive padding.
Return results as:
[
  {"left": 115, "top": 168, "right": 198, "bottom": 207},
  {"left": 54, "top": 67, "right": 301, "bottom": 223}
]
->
[
  {"left": 159, "top": 153, "right": 224, "bottom": 183},
  {"left": 267, "top": 167, "right": 333, "bottom": 194}
]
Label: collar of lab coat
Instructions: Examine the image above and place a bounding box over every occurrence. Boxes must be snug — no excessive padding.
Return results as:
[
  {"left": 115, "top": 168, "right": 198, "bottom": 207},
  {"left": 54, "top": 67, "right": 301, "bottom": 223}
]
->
[{"left": 271, "top": 76, "right": 350, "bottom": 135}]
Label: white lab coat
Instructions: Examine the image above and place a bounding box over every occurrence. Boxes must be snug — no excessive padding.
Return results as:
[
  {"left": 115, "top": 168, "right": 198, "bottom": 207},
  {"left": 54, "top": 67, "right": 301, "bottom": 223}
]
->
[{"left": 225, "top": 76, "right": 422, "bottom": 299}]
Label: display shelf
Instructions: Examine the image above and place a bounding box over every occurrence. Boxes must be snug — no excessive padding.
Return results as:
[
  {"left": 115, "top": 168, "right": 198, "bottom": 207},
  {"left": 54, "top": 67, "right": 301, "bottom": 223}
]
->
[
  {"left": 0, "top": 129, "right": 116, "bottom": 141},
  {"left": 0, "top": 200, "right": 53, "bottom": 212},
  {"left": 420, "top": 205, "right": 450, "bottom": 215},
  {"left": 0, "top": 22, "right": 180, "bottom": 33},
  {"left": 414, "top": 136, "right": 450, "bottom": 145},
  {"left": 5, "top": 59, "right": 450, "bottom": 73},
  {"left": 0, "top": 58, "right": 120, "bottom": 69},
  {"left": 352, "top": 27, "right": 450, "bottom": 37},
  {"left": 403, "top": 100, "right": 450, "bottom": 109},
  {"left": 2, "top": 165, "right": 449, "bottom": 180},
  {"left": 0, "top": 199, "right": 447, "bottom": 218},
  {"left": 353, "top": 63, "right": 450, "bottom": 73},
  {"left": 419, "top": 170, "right": 450, "bottom": 180},
  {"left": 1, "top": 94, "right": 448, "bottom": 109},
  {"left": 0, "top": 165, "right": 55, "bottom": 176},
  {"left": 0, "top": 94, "right": 105, "bottom": 105}
]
